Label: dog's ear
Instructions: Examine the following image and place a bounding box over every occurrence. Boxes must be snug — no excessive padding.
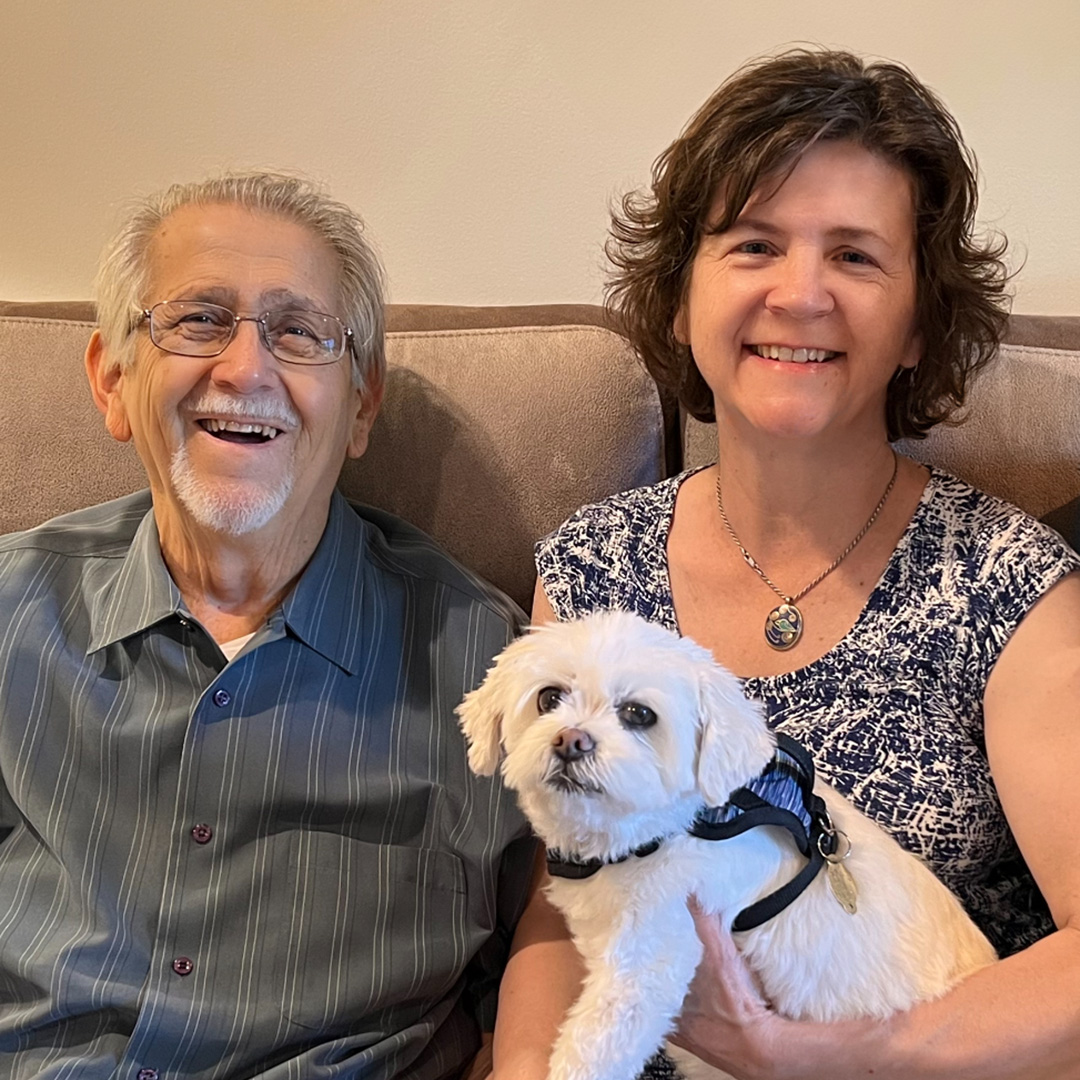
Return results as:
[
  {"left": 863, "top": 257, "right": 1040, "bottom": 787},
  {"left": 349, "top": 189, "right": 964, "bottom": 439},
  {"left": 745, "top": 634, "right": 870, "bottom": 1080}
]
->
[
  {"left": 456, "top": 657, "right": 515, "bottom": 776},
  {"left": 696, "top": 664, "right": 775, "bottom": 806}
]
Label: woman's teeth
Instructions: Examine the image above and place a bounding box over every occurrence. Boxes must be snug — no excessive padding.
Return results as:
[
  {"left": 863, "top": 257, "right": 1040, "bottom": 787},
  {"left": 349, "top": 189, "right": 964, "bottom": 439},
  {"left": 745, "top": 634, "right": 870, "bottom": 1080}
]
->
[{"left": 752, "top": 345, "right": 838, "bottom": 363}]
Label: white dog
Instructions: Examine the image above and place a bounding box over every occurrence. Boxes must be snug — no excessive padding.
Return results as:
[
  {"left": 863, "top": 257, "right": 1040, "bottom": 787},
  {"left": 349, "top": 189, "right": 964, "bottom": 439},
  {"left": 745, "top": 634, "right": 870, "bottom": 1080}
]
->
[{"left": 457, "top": 611, "right": 995, "bottom": 1080}]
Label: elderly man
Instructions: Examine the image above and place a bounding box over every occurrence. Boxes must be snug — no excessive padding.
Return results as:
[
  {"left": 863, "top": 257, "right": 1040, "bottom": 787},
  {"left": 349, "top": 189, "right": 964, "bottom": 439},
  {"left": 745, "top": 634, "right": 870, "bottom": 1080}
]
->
[{"left": 0, "top": 174, "right": 541, "bottom": 1079}]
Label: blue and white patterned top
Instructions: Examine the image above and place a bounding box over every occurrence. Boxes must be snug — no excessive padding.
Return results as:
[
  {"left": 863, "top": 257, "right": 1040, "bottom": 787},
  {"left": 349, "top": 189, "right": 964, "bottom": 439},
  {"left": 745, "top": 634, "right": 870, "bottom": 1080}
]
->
[{"left": 536, "top": 467, "right": 1080, "bottom": 957}]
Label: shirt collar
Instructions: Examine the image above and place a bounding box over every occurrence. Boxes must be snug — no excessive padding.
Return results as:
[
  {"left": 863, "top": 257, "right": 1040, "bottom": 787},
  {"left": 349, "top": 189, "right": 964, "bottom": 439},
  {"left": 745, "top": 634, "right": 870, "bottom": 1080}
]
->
[
  {"left": 277, "top": 490, "right": 367, "bottom": 676},
  {"left": 88, "top": 491, "right": 368, "bottom": 675},
  {"left": 88, "top": 506, "right": 185, "bottom": 651}
]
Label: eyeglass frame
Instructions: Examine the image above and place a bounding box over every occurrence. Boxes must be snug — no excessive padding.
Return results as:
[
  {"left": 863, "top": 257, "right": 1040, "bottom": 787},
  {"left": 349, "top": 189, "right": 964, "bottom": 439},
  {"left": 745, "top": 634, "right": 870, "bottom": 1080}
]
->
[{"left": 136, "top": 301, "right": 356, "bottom": 367}]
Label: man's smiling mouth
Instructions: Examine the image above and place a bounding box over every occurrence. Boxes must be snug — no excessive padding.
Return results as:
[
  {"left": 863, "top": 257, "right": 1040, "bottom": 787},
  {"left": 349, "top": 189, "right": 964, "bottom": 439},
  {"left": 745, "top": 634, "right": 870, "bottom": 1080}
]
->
[
  {"left": 197, "top": 418, "right": 285, "bottom": 443},
  {"left": 750, "top": 344, "right": 840, "bottom": 363}
]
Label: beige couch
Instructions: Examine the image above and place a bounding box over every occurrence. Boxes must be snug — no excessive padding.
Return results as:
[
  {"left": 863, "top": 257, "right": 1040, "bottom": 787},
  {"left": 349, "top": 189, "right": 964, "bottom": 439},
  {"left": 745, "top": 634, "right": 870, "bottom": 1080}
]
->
[{"left": 2, "top": 301, "right": 1079, "bottom": 612}]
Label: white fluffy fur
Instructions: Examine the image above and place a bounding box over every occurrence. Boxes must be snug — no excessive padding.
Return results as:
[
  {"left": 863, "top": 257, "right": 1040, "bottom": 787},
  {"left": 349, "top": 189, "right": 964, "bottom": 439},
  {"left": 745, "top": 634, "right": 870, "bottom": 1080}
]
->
[{"left": 457, "top": 611, "right": 996, "bottom": 1080}]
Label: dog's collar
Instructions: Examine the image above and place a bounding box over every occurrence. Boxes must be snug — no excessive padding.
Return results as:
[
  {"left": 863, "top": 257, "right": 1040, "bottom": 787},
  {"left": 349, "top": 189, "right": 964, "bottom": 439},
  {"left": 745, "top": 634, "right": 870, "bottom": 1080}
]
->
[
  {"left": 690, "top": 732, "right": 838, "bottom": 931},
  {"left": 546, "top": 838, "right": 663, "bottom": 880},
  {"left": 544, "top": 734, "right": 842, "bottom": 930}
]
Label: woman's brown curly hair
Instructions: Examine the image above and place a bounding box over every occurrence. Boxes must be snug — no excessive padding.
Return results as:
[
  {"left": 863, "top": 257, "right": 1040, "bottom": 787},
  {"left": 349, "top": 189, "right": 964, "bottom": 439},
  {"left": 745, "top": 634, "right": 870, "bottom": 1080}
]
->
[{"left": 605, "top": 49, "right": 1011, "bottom": 441}]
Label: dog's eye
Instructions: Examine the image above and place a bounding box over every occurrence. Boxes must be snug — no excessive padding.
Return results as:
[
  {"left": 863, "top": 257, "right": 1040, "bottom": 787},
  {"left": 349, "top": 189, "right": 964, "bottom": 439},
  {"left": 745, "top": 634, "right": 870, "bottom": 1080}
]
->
[
  {"left": 617, "top": 701, "right": 657, "bottom": 729},
  {"left": 537, "top": 686, "right": 565, "bottom": 714}
]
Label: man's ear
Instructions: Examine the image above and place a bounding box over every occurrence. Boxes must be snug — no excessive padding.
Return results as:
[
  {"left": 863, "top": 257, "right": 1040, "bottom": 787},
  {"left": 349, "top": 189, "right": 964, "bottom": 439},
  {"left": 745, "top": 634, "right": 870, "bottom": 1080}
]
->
[
  {"left": 346, "top": 378, "right": 384, "bottom": 459},
  {"left": 85, "top": 329, "right": 132, "bottom": 443}
]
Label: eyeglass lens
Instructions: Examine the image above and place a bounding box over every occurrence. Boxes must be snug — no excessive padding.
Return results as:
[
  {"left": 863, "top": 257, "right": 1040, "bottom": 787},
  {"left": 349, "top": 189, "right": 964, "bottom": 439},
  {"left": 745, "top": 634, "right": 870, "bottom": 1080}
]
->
[{"left": 148, "top": 302, "right": 346, "bottom": 364}]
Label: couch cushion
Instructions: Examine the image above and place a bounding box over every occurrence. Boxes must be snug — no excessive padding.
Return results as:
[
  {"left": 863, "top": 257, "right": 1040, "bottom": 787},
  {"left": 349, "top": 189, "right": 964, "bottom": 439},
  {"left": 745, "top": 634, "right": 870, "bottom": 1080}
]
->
[
  {"left": 1041, "top": 495, "right": 1080, "bottom": 550},
  {"left": 0, "top": 315, "right": 149, "bottom": 522},
  {"left": 342, "top": 319, "right": 665, "bottom": 608},
  {"left": 0, "top": 307, "right": 665, "bottom": 611},
  {"left": 896, "top": 330, "right": 1080, "bottom": 518},
  {"left": 683, "top": 316, "right": 1080, "bottom": 519}
]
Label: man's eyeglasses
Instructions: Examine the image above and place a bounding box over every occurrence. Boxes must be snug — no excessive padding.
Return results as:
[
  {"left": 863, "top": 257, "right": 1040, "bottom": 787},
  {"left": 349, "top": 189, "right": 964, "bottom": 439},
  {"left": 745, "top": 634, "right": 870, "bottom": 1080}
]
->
[{"left": 139, "top": 301, "right": 353, "bottom": 366}]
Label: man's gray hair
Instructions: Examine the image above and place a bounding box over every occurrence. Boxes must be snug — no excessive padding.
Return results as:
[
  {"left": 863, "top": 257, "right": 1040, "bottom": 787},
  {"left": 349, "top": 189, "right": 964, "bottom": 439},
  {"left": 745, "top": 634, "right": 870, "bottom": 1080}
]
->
[{"left": 94, "top": 172, "right": 386, "bottom": 394}]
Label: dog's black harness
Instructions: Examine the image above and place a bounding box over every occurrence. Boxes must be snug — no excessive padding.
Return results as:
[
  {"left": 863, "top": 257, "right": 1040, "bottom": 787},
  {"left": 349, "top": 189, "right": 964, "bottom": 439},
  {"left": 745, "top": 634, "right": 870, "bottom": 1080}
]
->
[
  {"left": 545, "top": 733, "right": 840, "bottom": 931},
  {"left": 689, "top": 733, "right": 839, "bottom": 931}
]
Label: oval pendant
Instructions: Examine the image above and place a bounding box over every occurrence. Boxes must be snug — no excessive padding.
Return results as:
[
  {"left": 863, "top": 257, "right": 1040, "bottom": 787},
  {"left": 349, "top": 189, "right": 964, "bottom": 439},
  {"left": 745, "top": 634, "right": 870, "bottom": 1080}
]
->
[{"left": 765, "top": 602, "right": 803, "bottom": 651}]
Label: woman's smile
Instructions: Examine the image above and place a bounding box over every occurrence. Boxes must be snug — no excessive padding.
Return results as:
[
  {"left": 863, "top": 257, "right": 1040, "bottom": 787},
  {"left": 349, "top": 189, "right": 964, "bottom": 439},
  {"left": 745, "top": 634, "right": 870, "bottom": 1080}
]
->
[{"left": 746, "top": 344, "right": 842, "bottom": 364}]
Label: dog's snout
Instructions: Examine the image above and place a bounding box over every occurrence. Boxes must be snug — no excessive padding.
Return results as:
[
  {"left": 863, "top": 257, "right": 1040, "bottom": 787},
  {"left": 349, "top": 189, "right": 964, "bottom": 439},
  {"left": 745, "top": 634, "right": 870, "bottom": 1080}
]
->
[{"left": 551, "top": 727, "right": 596, "bottom": 762}]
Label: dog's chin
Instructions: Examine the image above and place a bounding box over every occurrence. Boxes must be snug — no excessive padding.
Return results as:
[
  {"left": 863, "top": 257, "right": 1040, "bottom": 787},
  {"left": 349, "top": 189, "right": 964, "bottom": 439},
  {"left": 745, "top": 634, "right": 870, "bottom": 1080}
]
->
[{"left": 545, "top": 771, "right": 605, "bottom": 796}]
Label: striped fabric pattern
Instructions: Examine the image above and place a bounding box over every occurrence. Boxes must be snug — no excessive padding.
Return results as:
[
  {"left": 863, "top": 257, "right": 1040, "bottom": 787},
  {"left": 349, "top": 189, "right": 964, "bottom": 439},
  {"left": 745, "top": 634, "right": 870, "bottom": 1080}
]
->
[
  {"left": 0, "top": 491, "right": 533, "bottom": 1080},
  {"left": 696, "top": 746, "right": 813, "bottom": 835}
]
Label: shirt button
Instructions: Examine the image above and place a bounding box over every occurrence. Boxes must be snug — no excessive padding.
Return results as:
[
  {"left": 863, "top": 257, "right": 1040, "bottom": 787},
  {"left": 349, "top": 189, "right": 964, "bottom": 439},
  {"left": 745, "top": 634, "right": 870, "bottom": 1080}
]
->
[
  {"left": 172, "top": 956, "right": 194, "bottom": 976},
  {"left": 177, "top": 615, "right": 190, "bottom": 629},
  {"left": 190, "top": 824, "right": 213, "bottom": 844},
  {"left": 212, "top": 688, "right": 231, "bottom": 707},
  {"left": 137, "top": 1070, "right": 159, "bottom": 1080}
]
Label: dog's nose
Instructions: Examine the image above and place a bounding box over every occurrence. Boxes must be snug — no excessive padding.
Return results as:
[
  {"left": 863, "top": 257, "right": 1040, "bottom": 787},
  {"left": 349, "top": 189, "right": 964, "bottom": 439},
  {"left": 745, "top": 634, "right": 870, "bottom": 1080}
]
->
[{"left": 551, "top": 727, "right": 596, "bottom": 761}]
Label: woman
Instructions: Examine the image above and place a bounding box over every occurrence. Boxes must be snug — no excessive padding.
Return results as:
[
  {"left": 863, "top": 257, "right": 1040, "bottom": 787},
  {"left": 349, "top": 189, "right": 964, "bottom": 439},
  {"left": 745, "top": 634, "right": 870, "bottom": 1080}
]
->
[{"left": 497, "top": 49, "right": 1080, "bottom": 1079}]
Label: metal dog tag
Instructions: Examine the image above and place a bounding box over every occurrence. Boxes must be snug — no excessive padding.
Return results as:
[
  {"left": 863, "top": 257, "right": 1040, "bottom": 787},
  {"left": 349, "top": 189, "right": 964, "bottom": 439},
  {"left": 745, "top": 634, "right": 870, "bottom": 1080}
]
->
[
  {"left": 818, "top": 827, "right": 858, "bottom": 915},
  {"left": 825, "top": 859, "right": 858, "bottom": 915}
]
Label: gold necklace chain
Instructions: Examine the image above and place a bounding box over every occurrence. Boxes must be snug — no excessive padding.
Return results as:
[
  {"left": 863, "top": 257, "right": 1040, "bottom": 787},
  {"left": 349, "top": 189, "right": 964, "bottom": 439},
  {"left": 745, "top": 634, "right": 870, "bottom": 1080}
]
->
[{"left": 714, "top": 452, "right": 899, "bottom": 651}]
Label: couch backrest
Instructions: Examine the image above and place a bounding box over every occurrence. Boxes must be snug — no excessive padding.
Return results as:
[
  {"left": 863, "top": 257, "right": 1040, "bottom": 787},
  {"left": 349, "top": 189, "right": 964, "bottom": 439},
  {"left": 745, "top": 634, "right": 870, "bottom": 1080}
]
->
[
  {"left": 683, "top": 314, "right": 1080, "bottom": 520},
  {"left": 6, "top": 301, "right": 1078, "bottom": 611},
  {"left": 0, "top": 303, "right": 669, "bottom": 611}
]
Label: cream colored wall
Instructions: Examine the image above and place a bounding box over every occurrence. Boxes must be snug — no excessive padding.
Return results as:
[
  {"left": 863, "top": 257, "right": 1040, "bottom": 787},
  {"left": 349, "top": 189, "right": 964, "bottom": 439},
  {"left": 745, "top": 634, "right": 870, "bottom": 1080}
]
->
[{"left": 2, "top": 0, "right": 1077, "bottom": 313}]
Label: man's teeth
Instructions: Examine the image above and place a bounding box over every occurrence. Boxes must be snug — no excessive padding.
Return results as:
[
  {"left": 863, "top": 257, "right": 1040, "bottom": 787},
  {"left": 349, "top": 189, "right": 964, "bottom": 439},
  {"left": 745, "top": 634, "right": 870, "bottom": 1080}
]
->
[
  {"left": 753, "top": 345, "right": 838, "bottom": 363},
  {"left": 201, "top": 419, "right": 281, "bottom": 438}
]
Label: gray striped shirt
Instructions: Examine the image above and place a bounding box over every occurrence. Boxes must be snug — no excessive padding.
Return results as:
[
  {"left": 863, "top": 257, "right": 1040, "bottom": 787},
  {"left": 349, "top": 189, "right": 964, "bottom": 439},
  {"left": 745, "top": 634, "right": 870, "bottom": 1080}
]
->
[{"left": 0, "top": 491, "right": 533, "bottom": 1080}]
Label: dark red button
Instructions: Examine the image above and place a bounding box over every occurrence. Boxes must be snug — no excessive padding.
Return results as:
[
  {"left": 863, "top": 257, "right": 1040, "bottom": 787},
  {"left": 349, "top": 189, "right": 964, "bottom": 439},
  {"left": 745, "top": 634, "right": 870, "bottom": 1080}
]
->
[
  {"left": 137, "top": 1071, "right": 159, "bottom": 1080},
  {"left": 212, "top": 688, "right": 231, "bottom": 707},
  {"left": 172, "top": 956, "right": 194, "bottom": 976},
  {"left": 190, "top": 824, "right": 213, "bottom": 844}
]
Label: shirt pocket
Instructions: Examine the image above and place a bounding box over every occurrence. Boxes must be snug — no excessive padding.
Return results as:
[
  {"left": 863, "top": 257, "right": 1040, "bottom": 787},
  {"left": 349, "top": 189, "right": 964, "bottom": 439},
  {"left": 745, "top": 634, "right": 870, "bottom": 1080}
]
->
[{"left": 272, "top": 830, "right": 468, "bottom": 1031}]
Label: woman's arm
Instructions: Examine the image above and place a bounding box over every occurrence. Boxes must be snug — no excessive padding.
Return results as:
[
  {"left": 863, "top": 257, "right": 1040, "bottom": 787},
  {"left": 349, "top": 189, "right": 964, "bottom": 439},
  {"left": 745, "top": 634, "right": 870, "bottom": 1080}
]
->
[
  {"left": 675, "top": 902, "right": 1080, "bottom": 1079},
  {"left": 490, "top": 846, "right": 584, "bottom": 1077},
  {"left": 529, "top": 581, "right": 558, "bottom": 626},
  {"left": 488, "top": 579, "right": 584, "bottom": 1078},
  {"left": 670, "top": 572, "right": 1080, "bottom": 1080}
]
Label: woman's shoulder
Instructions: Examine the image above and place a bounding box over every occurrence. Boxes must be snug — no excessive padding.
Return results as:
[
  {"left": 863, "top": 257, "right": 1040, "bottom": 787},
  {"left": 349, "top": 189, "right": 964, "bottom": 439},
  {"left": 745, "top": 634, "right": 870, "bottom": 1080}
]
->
[
  {"left": 917, "top": 468, "right": 1080, "bottom": 596},
  {"left": 534, "top": 470, "right": 699, "bottom": 625},
  {"left": 538, "top": 472, "right": 687, "bottom": 552},
  {"left": 924, "top": 469, "right": 1077, "bottom": 554}
]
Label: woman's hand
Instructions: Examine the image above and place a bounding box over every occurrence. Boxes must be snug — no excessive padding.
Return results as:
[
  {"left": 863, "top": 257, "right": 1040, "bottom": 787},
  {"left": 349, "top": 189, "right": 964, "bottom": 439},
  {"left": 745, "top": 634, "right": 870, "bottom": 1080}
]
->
[
  {"left": 671, "top": 902, "right": 899, "bottom": 1080},
  {"left": 669, "top": 901, "right": 790, "bottom": 1079}
]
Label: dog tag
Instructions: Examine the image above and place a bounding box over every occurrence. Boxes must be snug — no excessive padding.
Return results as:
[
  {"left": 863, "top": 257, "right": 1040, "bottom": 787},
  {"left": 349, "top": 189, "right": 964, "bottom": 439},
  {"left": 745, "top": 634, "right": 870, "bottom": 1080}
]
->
[{"left": 825, "top": 859, "right": 858, "bottom": 915}]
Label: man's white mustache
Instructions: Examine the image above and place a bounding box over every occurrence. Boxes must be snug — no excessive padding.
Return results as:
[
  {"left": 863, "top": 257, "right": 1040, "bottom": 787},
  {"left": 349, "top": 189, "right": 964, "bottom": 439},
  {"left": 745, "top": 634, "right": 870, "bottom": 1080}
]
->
[{"left": 185, "top": 390, "right": 299, "bottom": 430}]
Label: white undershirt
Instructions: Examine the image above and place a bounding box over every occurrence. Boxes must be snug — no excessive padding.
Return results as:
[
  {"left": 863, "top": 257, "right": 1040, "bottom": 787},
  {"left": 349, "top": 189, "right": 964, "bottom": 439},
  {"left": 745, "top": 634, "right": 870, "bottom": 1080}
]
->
[{"left": 219, "top": 631, "right": 257, "bottom": 662}]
